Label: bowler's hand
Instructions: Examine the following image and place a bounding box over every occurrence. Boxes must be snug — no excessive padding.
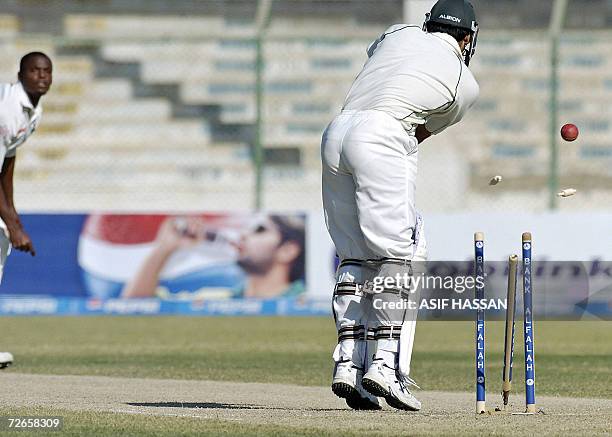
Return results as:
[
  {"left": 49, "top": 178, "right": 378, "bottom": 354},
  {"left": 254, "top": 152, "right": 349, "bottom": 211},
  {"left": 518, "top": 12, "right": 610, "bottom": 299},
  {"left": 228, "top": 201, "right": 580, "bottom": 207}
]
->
[{"left": 10, "top": 227, "right": 35, "bottom": 256}]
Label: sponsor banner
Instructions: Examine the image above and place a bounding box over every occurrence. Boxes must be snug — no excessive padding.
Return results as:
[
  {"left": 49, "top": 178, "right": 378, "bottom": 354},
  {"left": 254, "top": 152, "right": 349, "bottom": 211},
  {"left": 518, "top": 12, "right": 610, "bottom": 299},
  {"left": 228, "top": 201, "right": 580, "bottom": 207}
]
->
[
  {"left": 309, "top": 211, "right": 612, "bottom": 298},
  {"left": 0, "top": 212, "right": 610, "bottom": 318},
  {"left": 423, "top": 213, "right": 612, "bottom": 261},
  {"left": 361, "top": 261, "right": 612, "bottom": 321},
  {"left": 0, "top": 297, "right": 61, "bottom": 315},
  {"left": 0, "top": 293, "right": 608, "bottom": 319},
  {"left": 0, "top": 297, "right": 333, "bottom": 316},
  {"left": 1, "top": 212, "right": 307, "bottom": 301},
  {"left": 1, "top": 214, "right": 86, "bottom": 297}
]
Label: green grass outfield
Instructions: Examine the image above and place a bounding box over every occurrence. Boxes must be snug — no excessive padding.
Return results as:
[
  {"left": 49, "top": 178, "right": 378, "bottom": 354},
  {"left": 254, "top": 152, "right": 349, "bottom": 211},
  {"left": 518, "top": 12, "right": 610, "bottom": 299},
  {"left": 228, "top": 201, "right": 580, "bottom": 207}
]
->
[
  {"left": 1, "top": 317, "right": 611, "bottom": 435},
  {"left": 1, "top": 317, "right": 611, "bottom": 396}
]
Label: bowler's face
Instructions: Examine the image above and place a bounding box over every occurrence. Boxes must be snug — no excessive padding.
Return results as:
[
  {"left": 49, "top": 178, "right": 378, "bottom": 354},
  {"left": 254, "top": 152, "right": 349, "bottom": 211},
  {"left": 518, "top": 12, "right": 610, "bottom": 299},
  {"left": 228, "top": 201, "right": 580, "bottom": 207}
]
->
[{"left": 20, "top": 56, "right": 53, "bottom": 96}]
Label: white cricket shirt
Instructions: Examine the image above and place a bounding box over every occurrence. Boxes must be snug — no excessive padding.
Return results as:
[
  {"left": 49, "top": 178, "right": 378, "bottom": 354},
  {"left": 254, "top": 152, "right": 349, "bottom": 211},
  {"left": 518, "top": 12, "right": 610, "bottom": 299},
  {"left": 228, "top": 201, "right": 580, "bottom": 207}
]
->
[
  {"left": 0, "top": 81, "right": 43, "bottom": 163},
  {"left": 343, "top": 25, "right": 479, "bottom": 135}
]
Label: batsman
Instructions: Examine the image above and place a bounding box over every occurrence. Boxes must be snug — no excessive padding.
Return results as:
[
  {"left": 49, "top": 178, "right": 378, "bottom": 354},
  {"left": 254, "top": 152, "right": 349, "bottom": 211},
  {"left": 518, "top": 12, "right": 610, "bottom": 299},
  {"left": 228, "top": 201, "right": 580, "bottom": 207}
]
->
[{"left": 321, "top": 0, "right": 480, "bottom": 411}]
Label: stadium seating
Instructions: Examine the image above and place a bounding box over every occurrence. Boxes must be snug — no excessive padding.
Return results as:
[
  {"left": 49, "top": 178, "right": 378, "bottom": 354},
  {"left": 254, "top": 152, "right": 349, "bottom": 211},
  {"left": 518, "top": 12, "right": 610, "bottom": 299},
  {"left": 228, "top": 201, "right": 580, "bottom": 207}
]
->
[
  {"left": 1, "top": 9, "right": 610, "bottom": 212},
  {"left": 0, "top": 15, "right": 19, "bottom": 38}
]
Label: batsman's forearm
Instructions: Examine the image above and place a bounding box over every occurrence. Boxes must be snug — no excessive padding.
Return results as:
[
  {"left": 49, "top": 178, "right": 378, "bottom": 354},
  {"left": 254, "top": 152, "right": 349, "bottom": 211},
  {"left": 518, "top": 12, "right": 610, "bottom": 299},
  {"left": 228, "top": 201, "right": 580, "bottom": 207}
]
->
[{"left": 121, "top": 247, "right": 173, "bottom": 298}]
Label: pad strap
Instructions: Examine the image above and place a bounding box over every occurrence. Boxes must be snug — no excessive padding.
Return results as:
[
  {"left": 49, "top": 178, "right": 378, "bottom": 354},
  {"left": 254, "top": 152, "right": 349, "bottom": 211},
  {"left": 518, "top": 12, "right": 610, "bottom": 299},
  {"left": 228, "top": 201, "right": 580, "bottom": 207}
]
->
[
  {"left": 338, "top": 258, "right": 367, "bottom": 268},
  {"left": 334, "top": 281, "right": 362, "bottom": 296},
  {"left": 337, "top": 325, "right": 366, "bottom": 342},
  {"left": 340, "top": 257, "right": 412, "bottom": 268},
  {"left": 372, "top": 325, "right": 403, "bottom": 340}
]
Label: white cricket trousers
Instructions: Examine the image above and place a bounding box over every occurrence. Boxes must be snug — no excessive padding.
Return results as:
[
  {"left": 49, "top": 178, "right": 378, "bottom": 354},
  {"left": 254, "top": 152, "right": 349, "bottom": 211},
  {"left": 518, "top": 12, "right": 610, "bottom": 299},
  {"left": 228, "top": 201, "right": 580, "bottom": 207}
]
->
[
  {"left": 323, "top": 110, "right": 427, "bottom": 376},
  {"left": 321, "top": 109, "right": 420, "bottom": 261},
  {"left": 0, "top": 222, "right": 11, "bottom": 284}
]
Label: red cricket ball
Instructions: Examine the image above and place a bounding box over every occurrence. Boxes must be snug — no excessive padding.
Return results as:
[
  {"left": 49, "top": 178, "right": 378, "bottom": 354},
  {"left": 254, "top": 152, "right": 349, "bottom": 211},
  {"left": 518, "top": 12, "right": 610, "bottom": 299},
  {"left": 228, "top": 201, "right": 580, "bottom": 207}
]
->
[{"left": 560, "top": 123, "right": 579, "bottom": 142}]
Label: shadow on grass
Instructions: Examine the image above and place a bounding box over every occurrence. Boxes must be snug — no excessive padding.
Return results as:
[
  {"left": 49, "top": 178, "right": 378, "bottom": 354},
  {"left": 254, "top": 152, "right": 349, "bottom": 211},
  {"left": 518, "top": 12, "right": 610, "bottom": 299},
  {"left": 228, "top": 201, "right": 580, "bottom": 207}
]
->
[{"left": 126, "top": 402, "right": 345, "bottom": 412}]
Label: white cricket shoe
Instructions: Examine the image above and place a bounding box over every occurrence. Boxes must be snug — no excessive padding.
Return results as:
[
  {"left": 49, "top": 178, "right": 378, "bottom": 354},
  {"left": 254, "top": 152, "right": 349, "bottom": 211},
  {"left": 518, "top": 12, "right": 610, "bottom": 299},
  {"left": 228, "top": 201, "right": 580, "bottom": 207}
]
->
[
  {"left": 332, "top": 360, "right": 381, "bottom": 410},
  {"left": 0, "top": 352, "right": 13, "bottom": 369},
  {"left": 362, "top": 359, "right": 421, "bottom": 411},
  {"left": 345, "top": 371, "right": 382, "bottom": 411}
]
